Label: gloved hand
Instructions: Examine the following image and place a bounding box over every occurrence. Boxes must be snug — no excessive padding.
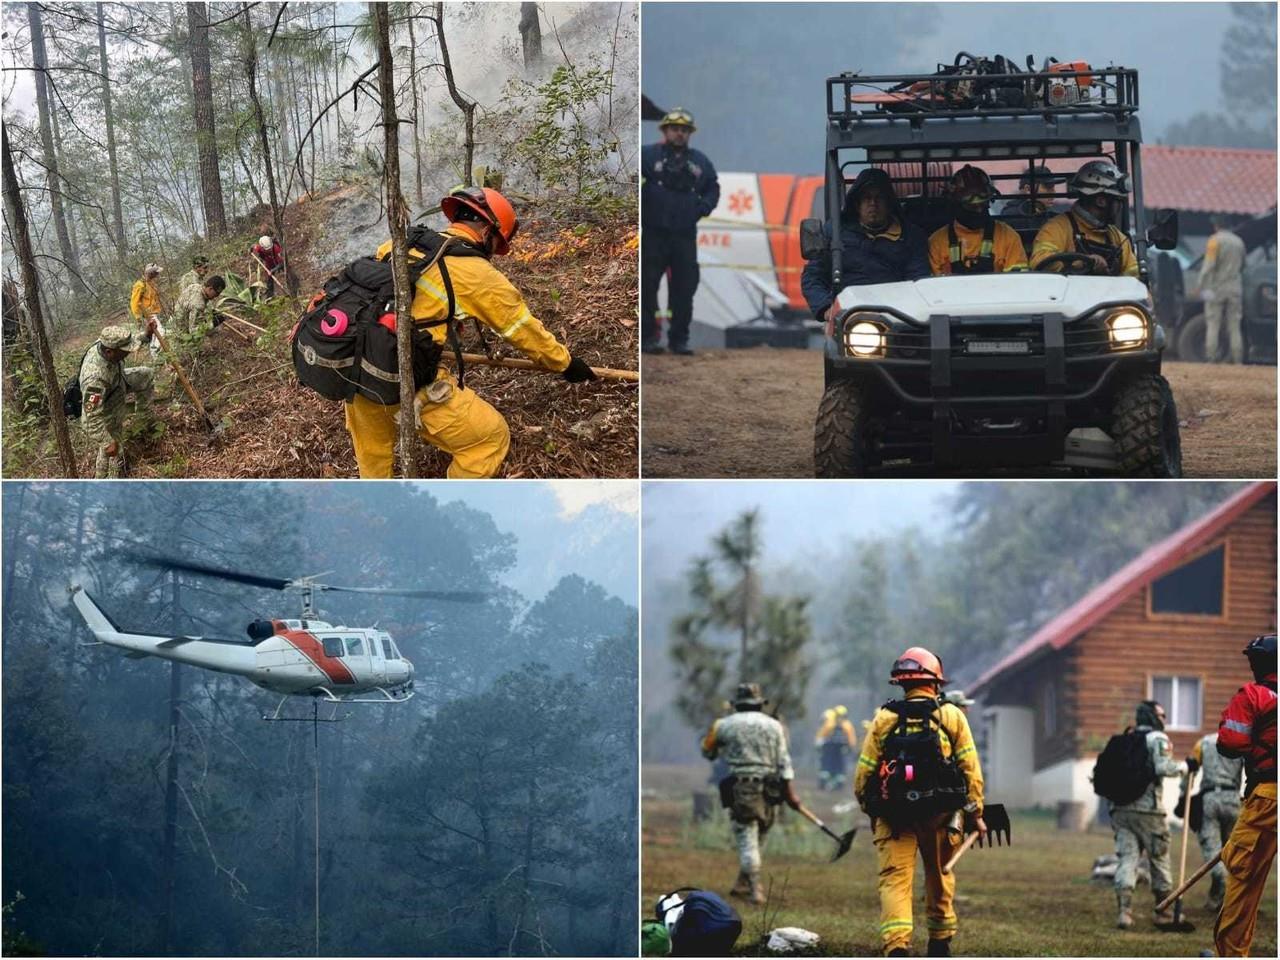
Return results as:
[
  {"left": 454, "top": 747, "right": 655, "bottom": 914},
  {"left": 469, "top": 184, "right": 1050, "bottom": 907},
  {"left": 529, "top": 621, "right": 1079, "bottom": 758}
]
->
[
  {"left": 1186, "top": 756, "right": 1200, "bottom": 775},
  {"left": 562, "top": 356, "right": 597, "bottom": 383},
  {"left": 105, "top": 441, "right": 119, "bottom": 457}
]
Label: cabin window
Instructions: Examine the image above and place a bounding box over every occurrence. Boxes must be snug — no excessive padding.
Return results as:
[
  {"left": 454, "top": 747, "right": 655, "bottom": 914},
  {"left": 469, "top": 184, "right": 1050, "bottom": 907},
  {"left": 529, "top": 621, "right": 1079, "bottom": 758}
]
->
[
  {"left": 1149, "top": 544, "right": 1225, "bottom": 616},
  {"left": 1042, "top": 680, "right": 1058, "bottom": 737},
  {"left": 381, "top": 637, "right": 393, "bottom": 659},
  {"left": 1151, "top": 675, "right": 1202, "bottom": 731},
  {"left": 345, "top": 637, "right": 364, "bottom": 657},
  {"left": 321, "top": 637, "right": 342, "bottom": 658}
]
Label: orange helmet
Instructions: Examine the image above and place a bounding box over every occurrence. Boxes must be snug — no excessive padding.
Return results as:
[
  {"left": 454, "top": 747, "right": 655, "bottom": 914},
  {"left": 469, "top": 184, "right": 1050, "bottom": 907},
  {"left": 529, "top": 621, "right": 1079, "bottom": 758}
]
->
[
  {"left": 890, "top": 646, "right": 947, "bottom": 686},
  {"left": 441, "top": 186, "right": 519, "bottom": 255}
]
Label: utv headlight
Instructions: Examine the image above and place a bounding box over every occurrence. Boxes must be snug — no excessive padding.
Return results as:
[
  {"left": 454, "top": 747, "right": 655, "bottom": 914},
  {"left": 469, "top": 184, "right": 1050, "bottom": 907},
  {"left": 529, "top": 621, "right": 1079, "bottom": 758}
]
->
[
  {"left": 845, "top": 319, "right": 885, "bottom": 357},
  {"left": 1106, "top": 309, "right": 1147, "bottom": 346}
]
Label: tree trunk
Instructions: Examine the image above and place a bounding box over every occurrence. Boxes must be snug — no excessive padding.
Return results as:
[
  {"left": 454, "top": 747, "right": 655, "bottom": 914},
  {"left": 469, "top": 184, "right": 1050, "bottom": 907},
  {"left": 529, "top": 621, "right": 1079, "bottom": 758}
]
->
[
  {"left": 519, "top": 3, "right": 542, "bottom": 70},
  {"left": 373, "top": 2, "right": 418, "bottom": 478},
  {"left": 1, "top": 128, "right": 77, "bottom": 476},
  {"left": 435, "top": 3, "right": 476, "bottom": 185},
  {"left": 187, "top": 2, "right": 228, "bottom": 238},
  {"left": 97, "top": 2, "right": 127, "bottom": 259},
  {"left": 406, "top": 12, "right": 425, "bottom": 209},
  {"left": 158, "top": 572, "right": 183, "bottom": 954},
  {"left": 26, "top": 2, "right": 81, "bottom": 288},
  {"left": 48, "top": 101, "right": 79, "bottom": 261},
  {"left": 242, "top": 5, "right": 298, "bottom": 296}
]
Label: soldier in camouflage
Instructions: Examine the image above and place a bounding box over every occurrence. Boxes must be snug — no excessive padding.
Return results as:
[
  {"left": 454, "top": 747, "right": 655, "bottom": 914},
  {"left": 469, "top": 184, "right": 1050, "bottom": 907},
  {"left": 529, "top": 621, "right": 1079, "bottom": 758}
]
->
[
  {"left": 172, "top": 275, "right": 225, "bottom": 334},
  {"left": 79, "top": 323, "right": 157, "bottom": 477},
  {"left": 701, "top": 682, "right": 801, "bottom": 906},
  {"left": 176, "top": 255, "right": 210, "bottom": 297},
  {"left": 1187, "top": 731, "right": 1244, "bottom": 912},
  {"left": 1110, "top": 700, "right": 1188, "bottom": 930}
]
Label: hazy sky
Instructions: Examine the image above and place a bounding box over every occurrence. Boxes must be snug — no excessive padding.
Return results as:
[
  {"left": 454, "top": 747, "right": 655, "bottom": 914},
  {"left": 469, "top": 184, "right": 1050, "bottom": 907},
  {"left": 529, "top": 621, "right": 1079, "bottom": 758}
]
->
[{"left": 642, "top": 1, "right": 1251, "bottom": 172}]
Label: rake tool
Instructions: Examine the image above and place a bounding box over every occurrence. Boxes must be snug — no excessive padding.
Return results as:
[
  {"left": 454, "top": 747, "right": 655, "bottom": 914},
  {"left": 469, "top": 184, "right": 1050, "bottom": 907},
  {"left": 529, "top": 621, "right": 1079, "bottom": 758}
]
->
[
  {"left": 1156, "top": 851, "right": 1222, "bottom": 913},
  {"left": 942, "top": 803, "right": 1011, "bottom": 874},
  {"left": 444, "top": 351, "right": 639, "bottom": 383},
  {"left": 153, "top": 330, "right": 223, "bottom": 435},
  {"left": 1158, "top": 772, "right": 1198, "bottom": 933},
  {"left": 795, "top": 804, "right": 857, "bottom": 861}
]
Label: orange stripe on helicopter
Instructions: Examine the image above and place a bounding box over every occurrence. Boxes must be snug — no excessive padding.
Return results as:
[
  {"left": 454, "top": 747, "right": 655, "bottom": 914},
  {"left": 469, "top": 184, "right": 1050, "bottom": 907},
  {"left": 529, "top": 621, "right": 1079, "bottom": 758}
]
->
[{"left": 278, "top": 627, "right": 356, "bottom": 685}]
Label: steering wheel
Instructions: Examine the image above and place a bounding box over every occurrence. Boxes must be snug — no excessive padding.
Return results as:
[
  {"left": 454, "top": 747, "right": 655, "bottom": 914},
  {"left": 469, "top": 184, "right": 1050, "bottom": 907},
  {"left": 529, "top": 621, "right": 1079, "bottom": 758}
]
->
[{"left": 1035, "top": 252, "right": 1097, "bottom": 275}]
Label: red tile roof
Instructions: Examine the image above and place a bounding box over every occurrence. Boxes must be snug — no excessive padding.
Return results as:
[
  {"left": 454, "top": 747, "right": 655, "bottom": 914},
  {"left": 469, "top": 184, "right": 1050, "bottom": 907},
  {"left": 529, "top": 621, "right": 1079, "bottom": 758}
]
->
[
  {"left": 969, "top": 482, "right": 1277, "bottom": 697},
  {"left": 982, "top": 146, "right": 1277, "bottom": 216}
]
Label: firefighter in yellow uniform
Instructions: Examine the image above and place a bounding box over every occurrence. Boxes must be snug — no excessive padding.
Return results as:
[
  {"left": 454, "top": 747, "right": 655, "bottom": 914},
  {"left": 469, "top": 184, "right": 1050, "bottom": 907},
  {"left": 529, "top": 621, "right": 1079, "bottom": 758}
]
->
[
  {"left": 1030, "top": 160, "right": 1139, "bottom": 277},
  {"left": 345, "top": 186, "right": 597, "bottom": 478},
  {"left": 815, "top": 705, "right": 858, "bottom": 791},
  {"left": 855, "top": 647, "right": 986, "bottom": 958},
  {"left": 927, "top": 166, "right": 1028, "bottom": 276},
  {"left": 130, "top": 263, "right": 166, "bottom": 323}
]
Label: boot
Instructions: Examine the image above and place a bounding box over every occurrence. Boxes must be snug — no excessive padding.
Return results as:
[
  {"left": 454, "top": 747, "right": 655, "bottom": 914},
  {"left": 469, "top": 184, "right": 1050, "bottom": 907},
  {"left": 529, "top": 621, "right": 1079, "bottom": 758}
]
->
[
  {"left": 927, "top": 938, "right": 952, "bottom": 957},
  {"left": 641, "top": 342, "right": 666, "bottom": 355},
  {"left": 1116, "top": 890, "right": 1134, "bottom": 929},
  {"left": 1152, "top": 891, "right": 1175, "bottom": 928},
  {"left": 729, "top": 870, "right": 751, "bottom": 898},
  {"left": 748, "top": 872, "right": 766, "bottom": 907},
  {"left": 670, "top": 344, "right": 695, "bottom": 356},
  {"left": 887, "top": 950, "right": 909, "bottom": 957}
]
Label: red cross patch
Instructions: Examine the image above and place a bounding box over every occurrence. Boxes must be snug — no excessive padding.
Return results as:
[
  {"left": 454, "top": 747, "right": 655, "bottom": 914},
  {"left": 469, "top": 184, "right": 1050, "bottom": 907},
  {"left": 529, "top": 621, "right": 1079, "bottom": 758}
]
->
[{"left": 85, "top": 392, "right": 103, "bottom": 409}]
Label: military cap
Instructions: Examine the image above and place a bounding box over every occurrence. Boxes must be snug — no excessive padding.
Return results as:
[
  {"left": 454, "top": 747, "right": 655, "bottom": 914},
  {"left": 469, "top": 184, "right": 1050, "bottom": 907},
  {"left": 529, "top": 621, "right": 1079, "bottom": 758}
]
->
[
  {"left": 734, "top": 682, "right": 767, "bottom": 707},
  {"left": 99, "top": 325, "right": 136, "bottom": 350}
]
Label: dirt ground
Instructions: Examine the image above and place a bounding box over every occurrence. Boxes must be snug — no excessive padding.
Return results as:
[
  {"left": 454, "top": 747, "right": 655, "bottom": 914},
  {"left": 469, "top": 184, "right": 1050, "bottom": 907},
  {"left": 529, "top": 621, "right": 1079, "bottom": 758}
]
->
[
  {"left": 643, "top": 764, "right": 1277, "bottom": 958},
  {"left": 641, "top": 351, "right": 1276, "bottom": 478}
]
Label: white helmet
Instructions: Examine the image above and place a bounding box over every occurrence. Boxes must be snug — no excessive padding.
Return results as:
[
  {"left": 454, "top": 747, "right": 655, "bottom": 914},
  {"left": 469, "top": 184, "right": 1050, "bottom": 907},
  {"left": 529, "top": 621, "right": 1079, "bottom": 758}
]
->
[{"left": 258, "top": 235, "right": 273, "bottom": 249}]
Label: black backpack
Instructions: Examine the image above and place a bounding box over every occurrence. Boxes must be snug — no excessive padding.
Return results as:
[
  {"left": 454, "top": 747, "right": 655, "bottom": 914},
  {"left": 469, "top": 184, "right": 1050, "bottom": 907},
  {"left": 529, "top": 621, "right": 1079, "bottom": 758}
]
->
[
  {"left": 864, "top": 698, "right": 969, "bottom": 825},
  {"left": 291, "top": 227, "right": 485, "bottom": 404},
  {"left": 62, "top": 347, "right": 94, "bottom": 419},
  {"left": 1091, "top": 728, "right": 1156, "bottom": 805},
  {"left": 655, "top": 888, "right": 742, "bottom": 957}
]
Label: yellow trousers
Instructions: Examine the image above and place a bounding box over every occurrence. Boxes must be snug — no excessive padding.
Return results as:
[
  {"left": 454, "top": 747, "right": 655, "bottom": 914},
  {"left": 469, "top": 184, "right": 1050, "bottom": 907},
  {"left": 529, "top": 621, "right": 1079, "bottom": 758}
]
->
[
  {"left": 343, "top": 371, "right": 510, "bottom": 479},
  {"left": 873, "top": 816, "right": 958, "bottom": 955},
  {"left": 1214, "top": 781, "right": 1276, "bottom": 957}
]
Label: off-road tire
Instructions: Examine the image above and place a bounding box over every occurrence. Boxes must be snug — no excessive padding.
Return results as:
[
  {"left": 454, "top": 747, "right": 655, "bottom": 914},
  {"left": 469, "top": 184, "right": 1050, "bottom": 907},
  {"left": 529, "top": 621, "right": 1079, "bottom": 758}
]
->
[
  {"left": 1111, "top": 374, "right": 1182, "bottom": 478},
  {"left": 1176, "top": 313, "right": 1208, "bottom": 362},
  {"left": 814, "top": 379, "right": 871, "bottom": 477}
]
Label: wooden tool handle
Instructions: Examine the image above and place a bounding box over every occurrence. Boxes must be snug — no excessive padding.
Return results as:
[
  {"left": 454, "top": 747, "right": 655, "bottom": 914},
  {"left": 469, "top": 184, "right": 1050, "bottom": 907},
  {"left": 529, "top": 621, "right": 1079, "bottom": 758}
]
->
[
  {"left": 448, "top": 352, "right": 639, "bottom": 383},
  {"left": 1156, "top": 851, "right": 1222, "bottom": 912},
  {"left": 1177, "top": 770, "right": 1196, "bottom": 889},
  {"left": 154, "top": 331, "right": 210, "bottom": 419},
  {"left": 942, "top": 830, "right": 982, "bottom": 874}
]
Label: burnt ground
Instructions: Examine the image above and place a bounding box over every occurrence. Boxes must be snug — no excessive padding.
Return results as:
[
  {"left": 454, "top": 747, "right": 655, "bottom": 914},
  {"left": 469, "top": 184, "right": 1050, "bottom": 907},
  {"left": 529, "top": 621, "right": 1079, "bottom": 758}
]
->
[
  {"left": 5, "top": 184, "right": 638, "bottom": 479},
  {"left": 640, "top": 350, "right": 1276, "bottom": 479}
]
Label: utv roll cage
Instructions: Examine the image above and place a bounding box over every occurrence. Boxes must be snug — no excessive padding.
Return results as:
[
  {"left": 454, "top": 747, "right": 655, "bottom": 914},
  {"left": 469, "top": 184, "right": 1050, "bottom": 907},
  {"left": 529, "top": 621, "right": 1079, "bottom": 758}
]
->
[{"left": 819, "top": 64, "right": 1171, "bottom": 286}]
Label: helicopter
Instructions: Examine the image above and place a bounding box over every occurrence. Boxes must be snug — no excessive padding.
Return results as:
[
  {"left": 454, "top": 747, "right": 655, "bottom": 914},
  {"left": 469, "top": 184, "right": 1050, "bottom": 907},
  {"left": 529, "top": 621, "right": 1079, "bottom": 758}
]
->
[{"left": 69, "top": 555, "right": 485, "bottom": 716}]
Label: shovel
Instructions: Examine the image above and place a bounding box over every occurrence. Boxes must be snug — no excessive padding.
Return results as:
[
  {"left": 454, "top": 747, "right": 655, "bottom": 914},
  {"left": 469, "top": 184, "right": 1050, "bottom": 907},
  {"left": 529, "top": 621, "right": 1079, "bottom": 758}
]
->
[
  {"left": 795, "top": 804, "right": 857, "bottom": 862},
  {"left": 1158, "top": 773, "right": 1198, "bottom": 933},
  {"left": 444, "top": 351, "right": 639, "bottom": 383},
  {"left": 942, "top": 803, "right": 1011, "bottom": 874},
  {"left": 153, "top": 330, "right": 223, "bottom": 434}
]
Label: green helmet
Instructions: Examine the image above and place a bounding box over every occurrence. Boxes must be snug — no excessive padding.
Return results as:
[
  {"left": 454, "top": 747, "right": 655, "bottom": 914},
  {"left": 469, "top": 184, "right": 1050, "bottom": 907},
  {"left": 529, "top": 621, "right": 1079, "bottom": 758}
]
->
[
  {"left": 659, "top": 107, "right": 696, "bottom": 131},
  {"left": 98, "top": 325, "right": 135, "bottom": 350}
]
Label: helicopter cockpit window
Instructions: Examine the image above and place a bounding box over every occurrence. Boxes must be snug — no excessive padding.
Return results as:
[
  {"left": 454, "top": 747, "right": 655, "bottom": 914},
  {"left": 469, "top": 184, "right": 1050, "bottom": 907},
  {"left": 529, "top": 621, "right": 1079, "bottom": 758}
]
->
[
  {"left": 381, "top": 637, "right": 393, "bottom": 660},
  {"left": 345, "top": 637, "right": 365, "bottom": 657},
  {"left": 321, "top": 637, "right": 343, "bottom": 658}
]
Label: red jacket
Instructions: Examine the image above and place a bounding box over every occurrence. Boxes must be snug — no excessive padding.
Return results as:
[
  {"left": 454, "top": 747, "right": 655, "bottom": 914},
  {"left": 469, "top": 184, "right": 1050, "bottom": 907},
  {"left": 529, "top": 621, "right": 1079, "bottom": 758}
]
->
[
  {"left": 1217, "top": 675, "right": 1278, "bottom": 788},
  {"left": 252, "top": 242, "right": 283, "bottom": 270}
]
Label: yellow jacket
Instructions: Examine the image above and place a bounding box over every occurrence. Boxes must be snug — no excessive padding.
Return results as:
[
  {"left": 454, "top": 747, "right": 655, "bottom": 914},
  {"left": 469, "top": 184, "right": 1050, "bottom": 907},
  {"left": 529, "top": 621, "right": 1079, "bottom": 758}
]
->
[
  {"left": 928, "top": 220, "right": 1028, "bottom": 275},
  {"left": 1030, "top": 211, "right": 1139, "bottom": 277},
  {"left": 374, "top": 228, "right": 570, "bottom": 373},
  {"left": 854, "top": 688, "right": 984, "bottom": 815},
  {"left": 815, "top": 714, "right": 858, "bottom": 748},
  {"left": 130, "top": 279, "right": 164, "bottom": 320}
]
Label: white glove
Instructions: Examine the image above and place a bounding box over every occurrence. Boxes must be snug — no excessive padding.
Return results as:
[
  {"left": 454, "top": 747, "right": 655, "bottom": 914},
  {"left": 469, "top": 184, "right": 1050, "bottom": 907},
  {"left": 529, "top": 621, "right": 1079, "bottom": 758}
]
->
[{"left": 1200, "top": 289, "right": 1216, "bottom": 303}]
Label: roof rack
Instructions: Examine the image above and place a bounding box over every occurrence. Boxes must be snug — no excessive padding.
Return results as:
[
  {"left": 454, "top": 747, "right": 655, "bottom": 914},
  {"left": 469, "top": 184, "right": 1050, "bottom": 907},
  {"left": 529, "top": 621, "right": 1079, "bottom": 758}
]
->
[{"left": 827, "top": 65, "right": 1139, "bottom": 125}]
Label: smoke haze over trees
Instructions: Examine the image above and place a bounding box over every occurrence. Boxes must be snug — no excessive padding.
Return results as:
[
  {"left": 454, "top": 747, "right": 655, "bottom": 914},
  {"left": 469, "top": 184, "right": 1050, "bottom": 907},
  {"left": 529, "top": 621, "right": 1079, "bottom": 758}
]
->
[{"left": 2, "top": 480, "right": 637, "bottom": 956}]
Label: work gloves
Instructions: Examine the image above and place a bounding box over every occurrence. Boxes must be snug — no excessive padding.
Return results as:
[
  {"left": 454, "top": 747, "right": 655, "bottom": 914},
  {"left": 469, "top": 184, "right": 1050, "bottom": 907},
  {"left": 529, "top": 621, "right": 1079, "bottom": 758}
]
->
[
  {"left": 1186, "top": 756, "right": 1200, "bottom": 775},
  {"left": 562, "top": 356, "right": 597, "bottom": 383}
]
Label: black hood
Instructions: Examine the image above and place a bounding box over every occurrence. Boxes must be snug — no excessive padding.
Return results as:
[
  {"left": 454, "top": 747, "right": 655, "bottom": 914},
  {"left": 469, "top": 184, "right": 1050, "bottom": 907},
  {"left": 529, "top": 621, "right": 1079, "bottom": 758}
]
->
[
  {"left": 844, "top": 168, "right": 903, "bottom": 225},
  {"left": 1136, "top": 700, "right": 1163, "bottom": 731}
]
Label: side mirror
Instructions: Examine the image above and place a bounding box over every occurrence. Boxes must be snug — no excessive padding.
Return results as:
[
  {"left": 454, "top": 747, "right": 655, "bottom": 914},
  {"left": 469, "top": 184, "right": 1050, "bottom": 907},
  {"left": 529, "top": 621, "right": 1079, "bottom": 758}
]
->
[
  {"left": 1147, "top": 208, "right": 1179, "bottom": 251},
  {"left": 800, "top": 218, "right": 827, "bottom": 261}
]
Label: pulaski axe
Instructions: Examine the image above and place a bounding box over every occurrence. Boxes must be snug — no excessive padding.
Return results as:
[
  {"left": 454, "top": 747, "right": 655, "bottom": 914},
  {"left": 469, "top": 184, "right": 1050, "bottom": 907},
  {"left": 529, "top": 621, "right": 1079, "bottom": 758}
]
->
[
  {"left": 795, "top": 804, "right": 857, "bottom": 862},
  {"left": 942, "top": 803, "right": 1011, "bottom": 874}
]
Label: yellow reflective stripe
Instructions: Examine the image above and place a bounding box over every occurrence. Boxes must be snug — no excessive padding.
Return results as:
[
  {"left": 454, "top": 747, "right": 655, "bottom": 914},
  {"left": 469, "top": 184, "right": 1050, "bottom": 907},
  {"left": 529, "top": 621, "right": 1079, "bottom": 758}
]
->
[
  {"left": 927, "top": 919, "right": 958, "bottom": 930},
  {"left": 500, "top": 308, "right": 532, "bottom": 339},
  {"left": 413, "top": 272, "right": 449, "bottom": 305},
  {"left": 954, "top": 745, "right": 975, "bottom": 759},
  {"left": 858, "top": 754, "right": 877, "bottom": 769},
  {"left": 880, "top": 919, "right": 913, "bottom": 932}
]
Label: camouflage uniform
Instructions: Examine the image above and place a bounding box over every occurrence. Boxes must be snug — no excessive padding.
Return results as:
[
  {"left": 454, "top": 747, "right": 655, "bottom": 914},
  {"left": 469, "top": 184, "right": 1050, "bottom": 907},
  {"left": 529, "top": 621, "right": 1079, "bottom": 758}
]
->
[
  {"left": 702, "top": 686, "right": 794, "bottom": 904},
  {"left": 1192, "top": 732, "right": 1244, "bottom": 910},
  {"left": 1110, "top": 712, "right": 1188, "bottom": 927},
  {"left": 172, "top": 282, "right": 210, "bottom": 334},
  {"left": 79, "top": 326, "right": 154, "bottom": 477}
]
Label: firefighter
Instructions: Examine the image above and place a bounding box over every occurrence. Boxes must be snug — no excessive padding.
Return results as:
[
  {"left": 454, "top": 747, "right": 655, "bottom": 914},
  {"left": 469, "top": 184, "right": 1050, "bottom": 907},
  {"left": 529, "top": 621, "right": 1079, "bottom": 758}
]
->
[
  {"left": 1184, "top": 731, "right": 1243, "bottom": 913},
  {"left": 1030, "top": 160, "right": 1139, "bottom": 277},
  {"left": 79, "top": 322, "right": 157, "bottom": 477},
  {"left": 640, "top": 107, "right": 719, "bottom": 355},
  {"left": 815, "top": 705, "right": 857, "bottom": 791},
  {"left": 130, "top": 263, "right": 165, "bottom": 325},
  {"left": 1109, "top": 700, "right": 1187, "bottom": 930},
  {"left": 250, "top": 234, "right": 284, "bottom": 297},
  {"left": 854, "top": 647, "right": 985, "bottom": 958},
  {"left": 171, "top": 275, "right": 225, "bottom": 334},
  {"left": 927, "top": 165, "right": 1028, "bottom": 275},
  {"left": 801, "top": 167, "right": 930, "bottom": 327},
  {"left": 1212, "top": 634, "right": 1277, "bottom": 957},
  {"left": 1195, "top": 215, "right": 1247, "bottom": 363},
  {"left": 998, "top": 165, "right": 1059, "bottom": 216},
  {"left": 344, "top": 186, "right": 596, "bottom": 479},
  {"left": 701, "top": 682, "right": 801, "bottom": 906}
]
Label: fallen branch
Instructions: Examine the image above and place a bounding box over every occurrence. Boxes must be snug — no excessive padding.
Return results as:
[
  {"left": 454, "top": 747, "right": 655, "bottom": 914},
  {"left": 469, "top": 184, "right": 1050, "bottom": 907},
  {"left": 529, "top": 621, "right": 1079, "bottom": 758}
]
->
[
  {"left": 208, "top": 362, "right": 292, "bottom": 399},
  {"left": 445, "top": 352, "right": 638, "bottom": 382},
  {"left": 214, "top": 308, "right": 267, "bottom": 334}
]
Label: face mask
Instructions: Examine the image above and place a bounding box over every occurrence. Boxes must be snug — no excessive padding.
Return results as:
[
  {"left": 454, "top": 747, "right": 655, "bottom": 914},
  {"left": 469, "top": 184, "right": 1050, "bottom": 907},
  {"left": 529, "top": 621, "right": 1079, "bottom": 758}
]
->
[
  {"left": 955, "top": 205, "right": 989, "bottom": 230},
  {"left": 1076, "top": 196, "right": 1115, "bottom": 228}
]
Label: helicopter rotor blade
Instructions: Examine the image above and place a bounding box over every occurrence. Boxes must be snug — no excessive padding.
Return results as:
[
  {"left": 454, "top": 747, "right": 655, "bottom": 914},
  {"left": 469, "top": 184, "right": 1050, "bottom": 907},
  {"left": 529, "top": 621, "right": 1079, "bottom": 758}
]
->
[
  {"left": 316, "top": 585, "right": 488, "bottom": 602},
  {"left": 127, "top": 554, "right": 293, "bottom": 592}
]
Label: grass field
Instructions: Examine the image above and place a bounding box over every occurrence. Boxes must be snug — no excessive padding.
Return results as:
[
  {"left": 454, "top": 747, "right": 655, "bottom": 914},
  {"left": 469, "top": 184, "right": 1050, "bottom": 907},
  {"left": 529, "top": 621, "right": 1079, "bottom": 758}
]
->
[{"left": 642, "top": 765, "right": 1277, "bottom": 957}]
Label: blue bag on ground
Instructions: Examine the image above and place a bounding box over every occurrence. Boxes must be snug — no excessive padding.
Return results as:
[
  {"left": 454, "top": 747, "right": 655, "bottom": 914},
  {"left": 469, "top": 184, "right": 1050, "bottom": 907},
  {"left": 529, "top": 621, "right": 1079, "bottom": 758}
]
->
[{"left": 656, "top": 888, "right": 742, "bottom": 956}]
